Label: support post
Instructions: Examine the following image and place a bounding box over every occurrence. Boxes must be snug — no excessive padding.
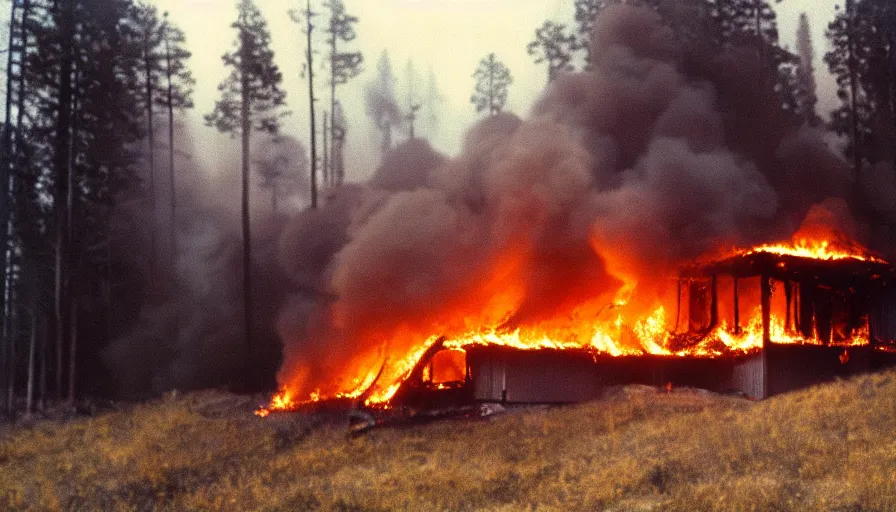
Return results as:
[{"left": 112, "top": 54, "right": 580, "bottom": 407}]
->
[
  {"left": 761, "top": 275, "right": 771, "bottom": 346},
  {"left": 733, "top": 277, "right": 740, "bottom": 334},
  {"left": 710, "top": 274, "right": 719, "bottom": 329},
  {"left": 760, "top": 274, "right": 771, "bottom": 399},
  {"left": 785, "top": 281, "right": 792, "bottom": 333}
]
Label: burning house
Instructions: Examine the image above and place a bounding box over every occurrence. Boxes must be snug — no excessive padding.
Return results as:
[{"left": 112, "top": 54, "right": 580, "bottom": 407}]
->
[
  {"left": 670, "top": 244, "right": 892, "bottom": 399},
  {"left": 257, "top": 240, "right": 895, "bottom": 417},
  {"left": 362, "top": 242, "right": 895, "bottom": 411},
  {"left": 260, "top": 6, "right": 896, "bottom": 420}
]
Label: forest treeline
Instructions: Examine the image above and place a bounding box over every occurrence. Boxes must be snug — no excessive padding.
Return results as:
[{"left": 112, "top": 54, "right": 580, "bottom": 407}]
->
[{"left": 0, "top": 0, "right": 894, "bottom": 418}]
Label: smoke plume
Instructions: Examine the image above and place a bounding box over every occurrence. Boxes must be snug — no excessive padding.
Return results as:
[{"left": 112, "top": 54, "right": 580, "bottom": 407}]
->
[{"left": 272, "top": 5, "right": 880, "bottom": 399}]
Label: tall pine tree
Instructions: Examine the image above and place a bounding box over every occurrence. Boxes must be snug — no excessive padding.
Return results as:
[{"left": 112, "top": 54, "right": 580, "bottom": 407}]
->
[
  {"left": 160, "top": 11, "right": 195, "bottom": 261},
  {"left": 795, "top": 12, "right": 820, "bottom": 126},
  {"left": 828, "top": 0, "right": 896, "bottom": 166},
  {"left": 527, "top": 20, "right": 577, "bottom": 83},
  {"left": 205, "top": 0, "right": 287, "bottom": 387},
  {"left": 324, "top": 0, "right": 362, "bottom": 187},
  {"left": 471, "top": 53, "right": 513, "bottom": 116}
]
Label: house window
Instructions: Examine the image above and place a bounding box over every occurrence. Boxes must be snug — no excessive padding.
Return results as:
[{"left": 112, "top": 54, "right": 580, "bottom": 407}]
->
[{"left": 422, "top": 349, "right": 467, "bottom": 385}]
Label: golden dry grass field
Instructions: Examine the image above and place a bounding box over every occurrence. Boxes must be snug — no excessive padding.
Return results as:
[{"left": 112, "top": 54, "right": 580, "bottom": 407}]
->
[{"left": 1, "top": 370, "right": 895, "bottom": 511}]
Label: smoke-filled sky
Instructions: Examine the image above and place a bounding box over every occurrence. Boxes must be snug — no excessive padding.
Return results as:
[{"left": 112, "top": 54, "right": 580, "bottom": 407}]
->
[{"left": 152, "top": 0, "right": 839, "bottom": 186}]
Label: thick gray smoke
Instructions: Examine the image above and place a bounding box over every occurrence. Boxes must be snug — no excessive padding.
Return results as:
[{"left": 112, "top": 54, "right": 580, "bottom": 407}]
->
[
  {"left": 103, "top": 215, "right": 243, "bottom": 396},
  {"left": 103, "top": 128, "right": 301, "bottom": 397},
  {"left": 274, "top": 5, "right": 877, "bottom": 397}
]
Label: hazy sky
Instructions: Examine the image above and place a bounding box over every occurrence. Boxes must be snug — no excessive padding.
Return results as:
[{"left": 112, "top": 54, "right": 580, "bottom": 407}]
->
[{"left": 151, "top": 0, "right": 841, "bottom": 182}]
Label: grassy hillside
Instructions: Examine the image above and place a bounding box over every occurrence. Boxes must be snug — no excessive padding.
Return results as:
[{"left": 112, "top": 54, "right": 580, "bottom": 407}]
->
[{"left": 1, "top": 370, "right": 895, "bottom": 511}]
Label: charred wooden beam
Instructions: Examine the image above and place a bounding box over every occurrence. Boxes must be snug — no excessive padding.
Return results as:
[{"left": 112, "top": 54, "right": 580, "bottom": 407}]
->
[
  {"left": 733, "top": 277, "right": 740, "bottom": 334},
  {"left": 785, "top": 280, "right": 793, "bottom": 333},
  {"left": 761, "top": 274, "right": 772, "bottom": 399},
  {"left": 800, "top": 282, "right": 815, "bottom": 339},
  {"left": 710, "top": 274, "right": 719, "bottom": 329},
  {"left": 680, "top": 252, "right": 892, "bottom": 288},
  {"left": 761, "top": 274, "right": 771, "bottom": 347}
]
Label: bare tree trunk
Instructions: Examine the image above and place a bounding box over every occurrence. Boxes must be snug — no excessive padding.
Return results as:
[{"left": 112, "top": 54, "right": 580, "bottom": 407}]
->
[
  {"left": 105, "top": 223, "right": 112, "bottom": 344},
  {"left": 306, "top": 0, "right": 318, "bottom": 209},
  {"left": 322, "top": 111, "right": 328, "bottom": 188},
  {"left": 5, "top": 289, "right": 16, "bottom": 416},
  {"left": 38, "top": 314, "right": 46, "bottom": 411},
  {"left": 54, "top": 0, "right": 75, "bottom": 401},
  {"left": 329, "top": 20, "right": 336, "bottom": 188},
  {"left": 145, "top": 45, "right": 156, "bottom": 279},
  {"left": 0, "top": 0, "right": 19, "bottom": 343},
  {"left": 166, "top": 31, "right": 177, "bottom": 265},
  {"left": 164, "top": 21, "right": 180, "bottom": 348},
  {"left": 240, "top": 23, "right": 253, "bottom": 388},
  {"left": 67, "top": 300, "right": 76, "bottom": 402},
  {"left": 25, "top": 310, "right": 35, "bottom": 416}
]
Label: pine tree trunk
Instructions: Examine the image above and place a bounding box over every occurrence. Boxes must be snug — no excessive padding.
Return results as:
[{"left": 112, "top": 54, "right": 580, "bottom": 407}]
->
[
  {"left": 38, "top": 314, "right": 46, "bottom": 411},
  {"left": 64, "top": 39, "right": 81, "bottom": 404},
  {"left": 54, "top": 0, "right": 75, "bottom": 401},
  {"left": 330, "top": 25, "right": 337, "bottom": 188},
  {"left": 0, "top": 0, "right": 18, "bottom": 341},
  {"left": 307, "top": 0, "right": 318, "bottom": 209},
  {"left": 166, "top": 34, "right": 177, "bottom": 265},
  {"left": 25, "top": 310, "right": 36, "bottom": 416},
  {"left": 240, "top": 25, "right": 253, "bottom": 389},
  {"left": 322, "top": 111, "right": 329, "bottom": 188},
  {"left": 67, "top": 300, "right": 76, "bottom": 402},
  {"left": 164, "top": 27, "right": 180, "bottom": 345},
  {"left": 145, "top": 46, "right": 156, "bottom": 280},
  {"left": 105, "top": 222, "right": 112, "bottom": 345},
  {"left": 5, "top": 291, "right": 16, "bottom": 415}
]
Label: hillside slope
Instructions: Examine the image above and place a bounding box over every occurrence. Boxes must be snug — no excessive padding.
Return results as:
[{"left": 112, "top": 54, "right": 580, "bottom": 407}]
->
[{"left": 1, "top": 370, "right": 895, "bottom": 511}]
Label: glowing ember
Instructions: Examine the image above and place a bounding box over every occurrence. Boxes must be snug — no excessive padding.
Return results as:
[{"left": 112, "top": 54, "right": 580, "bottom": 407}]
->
[{"left": 839, "top": 349, "right": 850, "bottom": 365}]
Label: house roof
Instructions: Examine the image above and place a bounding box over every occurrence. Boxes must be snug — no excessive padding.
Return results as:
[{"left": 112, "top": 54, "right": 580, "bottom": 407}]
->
[{"left": 680, "top": 250, "right": 893, "bottom": 286}]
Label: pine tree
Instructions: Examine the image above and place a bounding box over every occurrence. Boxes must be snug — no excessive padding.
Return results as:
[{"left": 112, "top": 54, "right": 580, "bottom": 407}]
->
[
  {"left": 795, "top": 12, "right": 820, "bottom": 126},
  {"left": 827, "top": 0, "right": 896, "bottom": 187},
  {"left": 324, "top": 0, "right": 362, "bottom": 186},
  {"left": 9, "top": 0, "right": 147, "bottom": 406},
  {"left": 471, "top": 53, "right": 513, "bottom": 116},
  {"left": 291, "top": 0, "right": 319, "bottom": 207},
  {"left": 527, "top": 20, "right": 577, "bottom": 83},
  {"left": 126, "top": 1, "right": 166, "bottom": 273},
  {"left": 331, "top": 100, "right": 347, "bottom": 182},
  {"left": 205, "top": 0, "right": 287, "bottom": 385},
  {"left": 160, "top": 11, "right": 195, "bottom": 261},
  {"left": 0, "top": 0, "right": 33, "bottom": 413},
  {"left": 365, "top": 51, "right": 400, "bottom": 154},
  {"left": 422, "top": 67, "right": 444, "bottom": 141},
  {"left": 255, "top": 134, "right": 308, "bottom": 215}
]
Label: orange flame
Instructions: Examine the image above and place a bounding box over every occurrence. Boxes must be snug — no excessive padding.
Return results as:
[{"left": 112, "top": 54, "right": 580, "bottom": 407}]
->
[
  {"left": 741, "top": 238, "right": 885, "bottom": 263},
  {"left": 261, "top": 238, "right": 884, "bottom": 415}
]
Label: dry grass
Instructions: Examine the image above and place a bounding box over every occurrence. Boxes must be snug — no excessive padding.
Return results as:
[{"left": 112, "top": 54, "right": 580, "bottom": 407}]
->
[{"left": 1, "top": 371, "right": 895, "bottom": 511}]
